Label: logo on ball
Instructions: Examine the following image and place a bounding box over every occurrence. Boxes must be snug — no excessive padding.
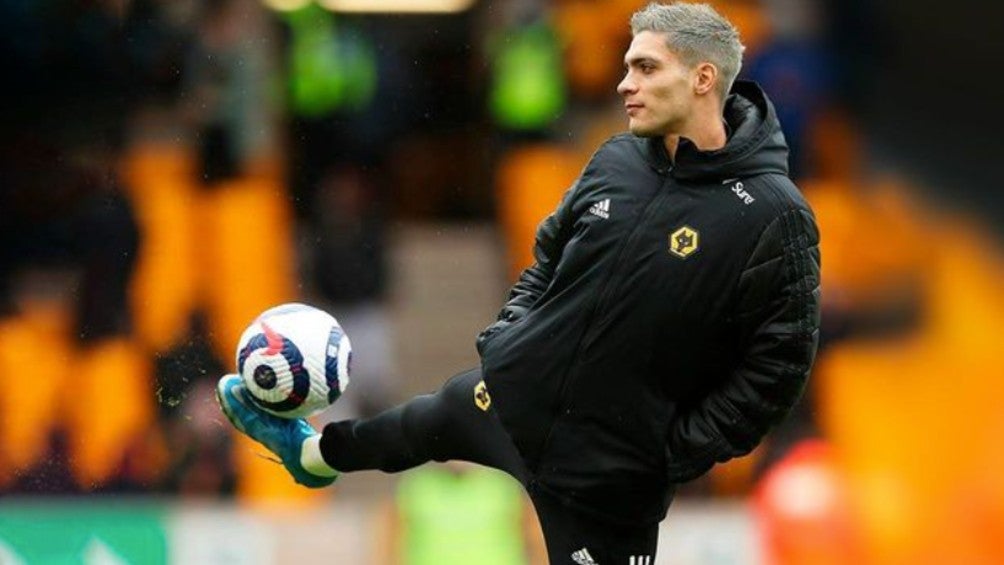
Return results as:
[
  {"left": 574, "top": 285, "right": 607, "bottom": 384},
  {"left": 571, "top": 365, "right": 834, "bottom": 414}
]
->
[{"left": 235, "top": 303, "right": 352, "bottom": 419}]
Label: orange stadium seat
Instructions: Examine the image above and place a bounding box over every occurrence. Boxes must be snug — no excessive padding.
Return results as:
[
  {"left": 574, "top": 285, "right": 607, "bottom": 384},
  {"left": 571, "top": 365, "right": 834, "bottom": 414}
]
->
[
  {"left": 121, "top": 143, "right": 201, "bottom": 353},
  {"left": 0, "top": 301, "right": 73, "bottom": 487},
  {"left": 801, "top": 111, "right": 927, "bottom": 310},
  {"left": 65, "top": 337, "right": 154, "bottom": 487},
  {"left": 199, "top": 177, "right": 298, "bottom": 363},
  {"left": 817, "top": 218, "right": 1004, "bottom": 563},
  {"left": 495, "top": 144, "right": 582, "bottom": 280},
  {"left": 555, "top": 0, "right": 632, "bottom": 100}
]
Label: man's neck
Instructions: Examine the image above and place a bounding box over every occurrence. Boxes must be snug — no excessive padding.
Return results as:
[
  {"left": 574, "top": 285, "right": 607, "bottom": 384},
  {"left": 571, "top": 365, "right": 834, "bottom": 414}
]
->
[{"left": 664, "top": 110, "right": 728, "bottom": 161}]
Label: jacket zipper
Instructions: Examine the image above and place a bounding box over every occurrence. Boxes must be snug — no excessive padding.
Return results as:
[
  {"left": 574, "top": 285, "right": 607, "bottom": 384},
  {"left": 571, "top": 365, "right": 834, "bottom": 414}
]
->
[{"left": 535, "top": 169, "right": 674, "bottom": 469}]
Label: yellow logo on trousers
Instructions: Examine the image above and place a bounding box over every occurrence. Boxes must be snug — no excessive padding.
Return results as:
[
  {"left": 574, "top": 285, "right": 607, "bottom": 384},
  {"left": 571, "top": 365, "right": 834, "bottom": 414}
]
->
[{"left": 474, "top": 380, "right": 492, "bottom": 411}]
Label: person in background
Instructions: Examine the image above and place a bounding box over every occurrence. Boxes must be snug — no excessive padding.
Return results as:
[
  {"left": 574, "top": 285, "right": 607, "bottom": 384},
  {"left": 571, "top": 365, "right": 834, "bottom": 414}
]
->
[{"left": 378, "top": 461, "right": 546, "bottom": 565}]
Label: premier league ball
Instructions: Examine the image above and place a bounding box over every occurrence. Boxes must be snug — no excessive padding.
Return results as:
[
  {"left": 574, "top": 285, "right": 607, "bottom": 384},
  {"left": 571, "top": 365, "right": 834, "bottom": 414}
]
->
[{"left": 236, "top": 303, "right": 352, "bottom": 419}]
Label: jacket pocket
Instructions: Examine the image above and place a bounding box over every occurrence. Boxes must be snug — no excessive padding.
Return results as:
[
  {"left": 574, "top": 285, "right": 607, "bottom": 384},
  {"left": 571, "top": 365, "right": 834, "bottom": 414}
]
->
[{"left": 664, "top": 432, "right": 729, "bottom": 483}]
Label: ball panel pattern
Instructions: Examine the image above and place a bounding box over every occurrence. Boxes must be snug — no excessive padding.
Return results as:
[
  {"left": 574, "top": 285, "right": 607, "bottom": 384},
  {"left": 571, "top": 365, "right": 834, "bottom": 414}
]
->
[
  {"left": 235, "top": 303, "right": 352, "bottom": 419},
  {"left": 324, "top": 326, "right": 352, "bottom": 403},
  {"left": 237, "top": 324, "right": 311, "bottom": 413}
]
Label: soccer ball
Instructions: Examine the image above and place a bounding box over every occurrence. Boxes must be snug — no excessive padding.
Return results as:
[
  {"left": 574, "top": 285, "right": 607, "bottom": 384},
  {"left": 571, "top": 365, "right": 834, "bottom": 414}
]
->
[{"left": 235, "top": 303, "right": 352, "bottom": 419}]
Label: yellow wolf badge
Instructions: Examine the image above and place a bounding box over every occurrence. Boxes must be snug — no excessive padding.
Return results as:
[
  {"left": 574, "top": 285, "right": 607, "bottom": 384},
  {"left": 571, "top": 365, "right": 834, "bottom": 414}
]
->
[{"left": 474, "top": 380, "right": 492, "bottom": 411}]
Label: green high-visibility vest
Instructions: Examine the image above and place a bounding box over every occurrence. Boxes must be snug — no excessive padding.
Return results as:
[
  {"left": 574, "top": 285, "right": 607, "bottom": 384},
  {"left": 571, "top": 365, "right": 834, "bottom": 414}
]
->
[
  {"left": 285, "top": 4, "right": 377, "bottom": 118},
  {"left": 397, "top": 466, "right": 528, "bottom": 565},
  {"left": 489, "top": 20, "right": 567, "bottom": 131}
]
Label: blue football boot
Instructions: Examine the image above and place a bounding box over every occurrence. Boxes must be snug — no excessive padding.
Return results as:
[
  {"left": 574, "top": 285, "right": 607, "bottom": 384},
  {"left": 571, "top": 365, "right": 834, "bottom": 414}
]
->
[{"left": 216, "top": 374, "right": 338, "bottom": 488}]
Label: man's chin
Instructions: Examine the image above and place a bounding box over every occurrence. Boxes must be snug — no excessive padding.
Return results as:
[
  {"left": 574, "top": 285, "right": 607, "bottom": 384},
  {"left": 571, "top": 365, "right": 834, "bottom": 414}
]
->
[{"left": 628, "top": 123, "right": 661, "bottom": 137}]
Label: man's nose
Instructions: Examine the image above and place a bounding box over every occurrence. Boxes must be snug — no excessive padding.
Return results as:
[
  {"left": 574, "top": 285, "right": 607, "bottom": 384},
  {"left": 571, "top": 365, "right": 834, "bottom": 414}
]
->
[{"left": 617, "top": 75, "right": 636, "bottom": 97}]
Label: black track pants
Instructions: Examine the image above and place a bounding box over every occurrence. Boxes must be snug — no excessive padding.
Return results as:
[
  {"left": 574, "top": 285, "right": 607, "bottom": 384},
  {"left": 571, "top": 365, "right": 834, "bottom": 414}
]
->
[{"left": 319, "top": 368, "right": 660, "bottom": 564}]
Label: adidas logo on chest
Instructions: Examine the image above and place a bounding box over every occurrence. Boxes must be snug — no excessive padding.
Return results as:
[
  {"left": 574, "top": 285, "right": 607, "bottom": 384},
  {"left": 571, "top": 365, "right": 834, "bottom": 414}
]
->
[
  {"left": 571, "top": 547, "right": 598, "bottom": 564},
  {"left": 588, "top": 199, "right": 611, "bottom": 219}
]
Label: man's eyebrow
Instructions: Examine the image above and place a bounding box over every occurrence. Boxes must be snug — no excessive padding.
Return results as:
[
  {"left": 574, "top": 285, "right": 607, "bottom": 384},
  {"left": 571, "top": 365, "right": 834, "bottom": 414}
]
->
[{"left": 624, "top": 56, "right": 658, "bottom": 68}]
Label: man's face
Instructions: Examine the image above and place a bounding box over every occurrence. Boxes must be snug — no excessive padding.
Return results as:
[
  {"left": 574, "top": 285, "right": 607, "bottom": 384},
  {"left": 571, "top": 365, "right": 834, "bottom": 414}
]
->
[{"left": 617, "top": 31, "right": 696, "bottom": 137}]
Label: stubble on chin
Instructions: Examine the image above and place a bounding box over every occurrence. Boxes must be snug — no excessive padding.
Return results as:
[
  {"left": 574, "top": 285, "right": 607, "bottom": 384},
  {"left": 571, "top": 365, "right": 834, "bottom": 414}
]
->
[{"left": 628, "top": 122, "right": 659, "bottom": 137}]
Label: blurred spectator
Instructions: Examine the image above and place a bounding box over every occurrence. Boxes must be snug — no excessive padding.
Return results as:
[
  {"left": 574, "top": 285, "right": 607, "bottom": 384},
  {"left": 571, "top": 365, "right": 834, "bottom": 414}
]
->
[
  {"left": 184, "top": 0, "right": 275, "bottom": 185},
  {"left": 302, "top": 164, "right": 396, "bottom": 419},
  {"left": 743, "top": 0, "right": 834, "bottom": 180},
  {"left": 72, "top": 142, "right": 143, "bottom": 342},
  {"left": 753, "top": 439, "right": 864, "bottom": 564},
  {"left": 281, "top": 4, "right": 383, "bottom": 215},
  {"left": 486, "top": 3, "right": 567, "bottom": 138},
  {"left": 379, "top": 462, "right": 546, "bottom": 565},
  {"left": 0, "top": 132, "right": 140, "bottom": 342},
  {"left": 274, "top": 5, "right": 408, "bottom": 418},
  {"left": 283, "top": 4, "right": 378, "bottom": 121}
]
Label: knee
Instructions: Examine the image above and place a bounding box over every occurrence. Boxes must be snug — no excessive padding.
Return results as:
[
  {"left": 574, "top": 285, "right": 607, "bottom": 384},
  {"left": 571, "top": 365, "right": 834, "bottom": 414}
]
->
[{"left": 401, "top": 392, "right": 459, "bottom": 462}]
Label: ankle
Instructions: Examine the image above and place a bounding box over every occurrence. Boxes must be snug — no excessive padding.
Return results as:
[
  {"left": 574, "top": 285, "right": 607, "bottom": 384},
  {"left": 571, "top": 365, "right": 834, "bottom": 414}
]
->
[
  {"left": 300, "top": 434, "right": 339, "bottom": 477},
  {"left": 319, "top": 421, "right": 354, "bottom": 470}
]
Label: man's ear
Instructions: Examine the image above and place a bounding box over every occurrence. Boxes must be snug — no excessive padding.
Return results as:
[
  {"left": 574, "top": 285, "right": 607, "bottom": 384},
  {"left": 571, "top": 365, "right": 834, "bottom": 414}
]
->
[{"left": 693, "top": 62, "right": 718, "bottom": 96}]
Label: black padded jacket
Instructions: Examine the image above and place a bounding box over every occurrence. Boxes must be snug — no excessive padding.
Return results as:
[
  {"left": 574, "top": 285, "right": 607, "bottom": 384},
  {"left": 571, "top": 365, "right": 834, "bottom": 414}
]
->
[{"left": 477, "top": 80, "right": 821, "bottom": 526}]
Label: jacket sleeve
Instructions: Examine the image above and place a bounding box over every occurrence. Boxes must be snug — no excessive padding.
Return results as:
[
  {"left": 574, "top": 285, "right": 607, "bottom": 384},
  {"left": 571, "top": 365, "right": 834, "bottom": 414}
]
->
[
  {"left": 666, "top": 207, "right": 821, "bottom": 482},
  {"left": 477, "top": 178, "right": 580, "bottom": 351}
]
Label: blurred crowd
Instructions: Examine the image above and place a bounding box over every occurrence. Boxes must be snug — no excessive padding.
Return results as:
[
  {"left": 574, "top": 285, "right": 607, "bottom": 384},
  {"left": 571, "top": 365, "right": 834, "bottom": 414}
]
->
[{"left": 1, "top": 0, "right": 1003, "bottom": 562}]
